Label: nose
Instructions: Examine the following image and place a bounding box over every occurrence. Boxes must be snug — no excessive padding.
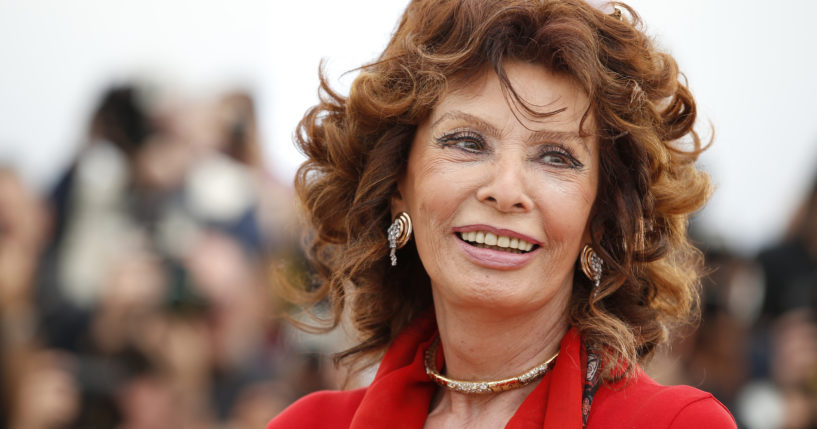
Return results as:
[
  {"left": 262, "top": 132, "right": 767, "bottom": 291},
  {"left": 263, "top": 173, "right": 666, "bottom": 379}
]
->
[{"left": 476, "top": 156, "right": 534, "bottom": 212}]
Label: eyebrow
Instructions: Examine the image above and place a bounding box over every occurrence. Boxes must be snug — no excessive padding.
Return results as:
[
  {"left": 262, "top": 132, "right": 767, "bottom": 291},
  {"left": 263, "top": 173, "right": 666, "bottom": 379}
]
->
[{"left": 430, "top": 110, "right": 591, "bottom": 154}]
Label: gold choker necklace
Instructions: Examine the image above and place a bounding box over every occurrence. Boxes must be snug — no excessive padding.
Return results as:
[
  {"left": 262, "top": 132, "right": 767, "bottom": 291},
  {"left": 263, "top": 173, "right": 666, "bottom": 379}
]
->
[{"left": 424, "top": 337, "right": 559, "bottom": 394}]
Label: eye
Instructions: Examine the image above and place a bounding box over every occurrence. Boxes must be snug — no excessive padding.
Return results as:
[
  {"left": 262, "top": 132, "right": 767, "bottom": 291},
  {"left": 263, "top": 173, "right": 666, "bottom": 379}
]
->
[
  {"left": 435, "top": 130, "right": 486, "bottom": 153},
  {"left": 541, "top": 152, "right": 571, "bottom": 166},
  {"left": 538, "top": 146, "right": 583, "bottom": 169}
]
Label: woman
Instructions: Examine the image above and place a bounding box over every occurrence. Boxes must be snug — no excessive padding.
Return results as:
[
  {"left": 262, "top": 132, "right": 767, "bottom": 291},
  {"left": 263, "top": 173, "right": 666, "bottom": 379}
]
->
[{"left": 270, "top": 0, "right": 736, "bottom": 427}]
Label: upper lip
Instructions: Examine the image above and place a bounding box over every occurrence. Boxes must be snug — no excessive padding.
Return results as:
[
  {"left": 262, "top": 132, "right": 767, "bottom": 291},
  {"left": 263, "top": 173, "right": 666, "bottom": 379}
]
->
[{"left": 451, "top": 224, "right": 542, "bottom": 246}]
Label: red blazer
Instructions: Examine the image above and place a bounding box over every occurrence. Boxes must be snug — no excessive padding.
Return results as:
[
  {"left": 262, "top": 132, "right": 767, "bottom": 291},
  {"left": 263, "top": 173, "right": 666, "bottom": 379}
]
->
[{"left": 269, "top": 314, "right": 736, "bottom": 428}]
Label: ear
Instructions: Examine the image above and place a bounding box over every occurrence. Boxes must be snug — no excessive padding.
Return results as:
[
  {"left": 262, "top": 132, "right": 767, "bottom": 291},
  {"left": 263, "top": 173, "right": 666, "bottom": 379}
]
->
[
  {"left": 390, "top": 176, "right": 408, "bottom": 219},
  {"left": 580, "top": 209, "right": 602, "bottom": 247},
  {"left": 581, "top": 227, "right": 592, "bottom": 246}
]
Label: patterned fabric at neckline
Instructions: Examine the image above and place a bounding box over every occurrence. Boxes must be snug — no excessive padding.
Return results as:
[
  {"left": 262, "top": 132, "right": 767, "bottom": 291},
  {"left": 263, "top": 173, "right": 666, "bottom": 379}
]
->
[{"left": 581, "top": 348, "right": 602, "bottom": 428}]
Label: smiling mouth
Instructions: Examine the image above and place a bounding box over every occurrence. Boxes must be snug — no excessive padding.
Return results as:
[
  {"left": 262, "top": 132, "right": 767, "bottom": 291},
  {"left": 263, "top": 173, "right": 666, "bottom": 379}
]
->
[{"left": 456, "top": 231, "right": 538, "bottom": 254}]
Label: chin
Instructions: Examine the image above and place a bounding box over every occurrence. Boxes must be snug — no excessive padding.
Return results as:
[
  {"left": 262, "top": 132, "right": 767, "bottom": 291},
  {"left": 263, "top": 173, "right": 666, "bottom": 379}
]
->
[{"left": 440, "top": 285, "right": 553, "bottom": 313}]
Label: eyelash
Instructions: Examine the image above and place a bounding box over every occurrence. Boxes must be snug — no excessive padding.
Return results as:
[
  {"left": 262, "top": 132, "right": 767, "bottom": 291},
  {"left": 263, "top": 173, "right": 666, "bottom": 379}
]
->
[
  {"left": 434, "top": 130, "right": 583, "bottom": 169},
  {"left": 537, "top": 145, "right": 583, "bottom": 169},
  {"left": 434, "top": 129, "right": 485, "bottom": 152}
]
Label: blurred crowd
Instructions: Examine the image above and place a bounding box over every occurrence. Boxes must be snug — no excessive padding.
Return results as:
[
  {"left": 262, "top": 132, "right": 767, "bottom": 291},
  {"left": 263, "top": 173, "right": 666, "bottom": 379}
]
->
[
  {"left": 0, "top": 83, "right": 343, "bottom": 429},
  {"left": 1, "top": 82, "right": 817, "bottom": 429},
  {"left": 647, "top": 175, "right": 817, "bottom": 428}
]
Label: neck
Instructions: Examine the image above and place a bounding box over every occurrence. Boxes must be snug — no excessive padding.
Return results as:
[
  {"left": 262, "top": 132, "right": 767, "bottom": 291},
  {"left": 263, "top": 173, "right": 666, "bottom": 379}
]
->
[
  {"left": 425, "top": 291, "right": 570, "bottom": 427},
  {"left": 431, "top": 293, "right": 569, "bottom": 384}
]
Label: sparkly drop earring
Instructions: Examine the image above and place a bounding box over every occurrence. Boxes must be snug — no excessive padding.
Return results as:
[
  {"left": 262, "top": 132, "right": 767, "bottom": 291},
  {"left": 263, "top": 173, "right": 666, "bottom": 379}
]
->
[
  {"left": 580, "top": 244, "right": 603, "bottom": 288},
  {"left": 387, "top": 212, "right": 412, "bottom": 266}
]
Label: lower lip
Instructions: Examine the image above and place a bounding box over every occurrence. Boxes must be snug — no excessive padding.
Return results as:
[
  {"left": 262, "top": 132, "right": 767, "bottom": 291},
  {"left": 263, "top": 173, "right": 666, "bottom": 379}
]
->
[{"left": 456, "top": 236, "right": 539, "bottom": 270}]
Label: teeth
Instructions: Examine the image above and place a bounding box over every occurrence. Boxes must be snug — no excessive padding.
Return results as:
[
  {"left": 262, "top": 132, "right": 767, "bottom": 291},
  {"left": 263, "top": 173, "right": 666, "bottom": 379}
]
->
[
  {"left": 484, "top": 232, "right": 497, "bottom": 246},
  {"left": 459, "top": 231, "right": 536, "bottom": 252}
]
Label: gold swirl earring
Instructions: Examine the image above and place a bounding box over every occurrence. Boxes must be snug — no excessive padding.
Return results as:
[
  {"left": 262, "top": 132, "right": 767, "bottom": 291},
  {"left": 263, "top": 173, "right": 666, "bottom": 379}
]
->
[
  {"left": 580, "top": 244, "right": 604, "bottom": 288},
  {"left": 387, "top": 212, "right": 412, "bottom": 266}
]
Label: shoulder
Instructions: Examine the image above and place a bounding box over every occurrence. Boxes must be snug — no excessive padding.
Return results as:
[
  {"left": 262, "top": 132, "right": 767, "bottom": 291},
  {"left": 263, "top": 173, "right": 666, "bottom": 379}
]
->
[
  {"left": 267, "top": 388, "right": 367, "bottom": 429},
  {"left": 589, "top": 369, "right": 736, "bottom": 429}
]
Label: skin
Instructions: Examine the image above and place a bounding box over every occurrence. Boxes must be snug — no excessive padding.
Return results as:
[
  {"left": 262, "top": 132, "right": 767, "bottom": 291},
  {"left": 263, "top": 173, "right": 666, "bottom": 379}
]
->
[{"left": 391, "top": 61, "right": 599, "bottom": 428}]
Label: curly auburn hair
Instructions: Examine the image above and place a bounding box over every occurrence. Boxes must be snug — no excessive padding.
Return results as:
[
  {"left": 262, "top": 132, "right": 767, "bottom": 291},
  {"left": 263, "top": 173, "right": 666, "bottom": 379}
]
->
[{"left": 289, "top": 0, "right": 711, "bottom": 381}]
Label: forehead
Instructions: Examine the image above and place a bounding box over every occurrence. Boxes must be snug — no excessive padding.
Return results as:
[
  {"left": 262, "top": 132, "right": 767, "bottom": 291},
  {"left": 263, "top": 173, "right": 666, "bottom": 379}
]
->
[{"left": 431, "top": 62, "right": 595, "bottom": 136}]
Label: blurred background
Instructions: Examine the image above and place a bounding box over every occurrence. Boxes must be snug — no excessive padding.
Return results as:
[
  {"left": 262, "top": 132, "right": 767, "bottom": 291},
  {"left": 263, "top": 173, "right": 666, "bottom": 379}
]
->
[{"left": 1, "top": 0, "right": 816, "bottom": 428}]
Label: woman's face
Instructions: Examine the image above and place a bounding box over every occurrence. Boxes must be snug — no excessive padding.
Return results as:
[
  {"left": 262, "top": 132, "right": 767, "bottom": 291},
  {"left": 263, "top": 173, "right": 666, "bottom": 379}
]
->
[{"left": 393, "top": 61, "right": 599, "bottom": 315}]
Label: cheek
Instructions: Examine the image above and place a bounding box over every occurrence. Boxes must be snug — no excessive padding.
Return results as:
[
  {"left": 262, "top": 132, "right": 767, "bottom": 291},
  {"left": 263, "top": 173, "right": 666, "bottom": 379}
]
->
[
  {"left": 409, "top": 162, "right": 468, "bottom": 230},
  {"left": 535, "top": 177, "right": 597, "bottom": 243},
  {"left": 407, "top": 182, "right": 457, "bottom": 279},
  {"left": 403, "top": 157, "right": 476, "bottom": 268}
]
